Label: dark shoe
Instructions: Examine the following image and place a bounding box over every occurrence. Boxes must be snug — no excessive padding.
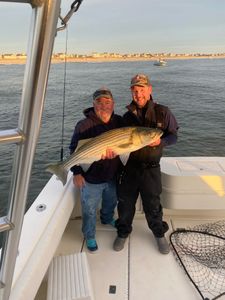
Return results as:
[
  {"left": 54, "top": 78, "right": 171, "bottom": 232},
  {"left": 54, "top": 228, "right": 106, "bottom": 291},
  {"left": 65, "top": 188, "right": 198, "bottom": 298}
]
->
[
  {"left": 86, "top": 239, "right": 98, "bottom": 252},
  {"left": 113, "top": 237, "right": 126, "bottom": 251},
  {"left": 155, "top": 237, "right": 170, "bottom": 254}
]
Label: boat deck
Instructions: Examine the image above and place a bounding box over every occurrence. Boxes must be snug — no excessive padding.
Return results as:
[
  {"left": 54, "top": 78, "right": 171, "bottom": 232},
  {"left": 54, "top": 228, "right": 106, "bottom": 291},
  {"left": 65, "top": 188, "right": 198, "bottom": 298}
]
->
[{"left": 35, "top": 211, "right": 225, "bottom": 300}]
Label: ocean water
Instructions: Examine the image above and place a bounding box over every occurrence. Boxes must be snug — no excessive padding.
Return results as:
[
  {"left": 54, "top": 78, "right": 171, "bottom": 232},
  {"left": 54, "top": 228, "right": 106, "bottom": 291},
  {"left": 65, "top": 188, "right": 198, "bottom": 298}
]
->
[{"left": 0, "top": 58, "right": 225, "bottom": 216}]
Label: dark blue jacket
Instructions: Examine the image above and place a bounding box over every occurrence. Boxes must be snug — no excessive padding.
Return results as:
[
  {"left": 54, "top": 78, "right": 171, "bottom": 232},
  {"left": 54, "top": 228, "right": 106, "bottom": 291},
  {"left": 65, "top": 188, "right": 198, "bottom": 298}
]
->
[
  {"left": 123, "top": 98, "right": 178, "bottom": 163},
  {"left": 69, "top": 107, "right": 123, "bottom": 183}
]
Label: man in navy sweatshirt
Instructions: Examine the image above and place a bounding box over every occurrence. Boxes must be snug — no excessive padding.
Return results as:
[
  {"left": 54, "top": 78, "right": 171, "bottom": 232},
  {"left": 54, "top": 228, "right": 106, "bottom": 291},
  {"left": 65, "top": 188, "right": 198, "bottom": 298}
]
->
[{"left": 69, "top": 87, "right": 123, "bottom": 252}]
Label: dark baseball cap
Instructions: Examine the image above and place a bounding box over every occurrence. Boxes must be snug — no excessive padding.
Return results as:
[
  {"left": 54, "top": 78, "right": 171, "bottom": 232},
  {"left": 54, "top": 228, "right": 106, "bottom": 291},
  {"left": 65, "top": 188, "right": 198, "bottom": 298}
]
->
[
  {"left": 93, "top": 87, "right": 113, "bottom": 101},
  {"left": 130, "top": 74, "right": 150, "bottom": 87}
]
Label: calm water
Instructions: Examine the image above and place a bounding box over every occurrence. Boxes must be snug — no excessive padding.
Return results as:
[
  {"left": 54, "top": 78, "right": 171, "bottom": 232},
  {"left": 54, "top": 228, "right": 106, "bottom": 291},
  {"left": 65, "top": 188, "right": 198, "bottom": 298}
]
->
[{"left": 0, "top": 59, "right": 225, "bottom": 215}]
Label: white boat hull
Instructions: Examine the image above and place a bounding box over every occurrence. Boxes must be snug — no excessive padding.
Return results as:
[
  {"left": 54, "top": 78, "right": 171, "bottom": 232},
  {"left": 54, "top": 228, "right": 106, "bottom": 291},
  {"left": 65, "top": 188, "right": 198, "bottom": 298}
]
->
[{"left": 7, "top": 157, "right": 225, "bottom": 299}]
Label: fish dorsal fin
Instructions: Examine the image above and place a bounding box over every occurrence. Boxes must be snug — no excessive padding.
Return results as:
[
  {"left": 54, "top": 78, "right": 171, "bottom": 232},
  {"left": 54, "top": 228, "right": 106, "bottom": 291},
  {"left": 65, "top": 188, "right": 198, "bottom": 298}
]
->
[
  {"left": 80, "top": 163, "right": 91, "bottom": 172},
  {"left": 75, "top": 138, "right": 93, "bottom": 152}
]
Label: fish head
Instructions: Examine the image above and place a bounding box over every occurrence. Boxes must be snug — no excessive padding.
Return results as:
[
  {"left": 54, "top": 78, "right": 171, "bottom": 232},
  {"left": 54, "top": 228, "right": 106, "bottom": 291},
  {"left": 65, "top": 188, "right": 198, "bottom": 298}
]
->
[{"left": 136, "top": 127, "right": 163, "bottom": 145}]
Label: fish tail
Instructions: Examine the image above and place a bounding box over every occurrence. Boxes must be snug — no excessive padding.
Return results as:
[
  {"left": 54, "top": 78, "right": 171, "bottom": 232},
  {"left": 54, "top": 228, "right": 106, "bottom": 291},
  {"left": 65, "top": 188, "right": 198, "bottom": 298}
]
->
[{"left": 46, "top": 163, "right": 68, "bottom": 186}]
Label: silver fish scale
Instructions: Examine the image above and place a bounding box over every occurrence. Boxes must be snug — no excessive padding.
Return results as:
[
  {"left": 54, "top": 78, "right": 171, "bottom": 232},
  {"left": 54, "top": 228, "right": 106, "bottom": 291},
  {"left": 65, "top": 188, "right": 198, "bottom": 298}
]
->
[
  {"left": 62, "top": 127, "right": 161, "bottom": 170},
  {"left": 64, "top": 128, "right": 134, "bottom": 169}
]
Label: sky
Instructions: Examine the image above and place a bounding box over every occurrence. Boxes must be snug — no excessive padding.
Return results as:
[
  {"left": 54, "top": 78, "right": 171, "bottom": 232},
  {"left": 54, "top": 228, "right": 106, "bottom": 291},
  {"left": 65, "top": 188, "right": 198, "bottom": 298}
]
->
[{"left": 0, "top": 0, "right": 225, "bottom": 54}]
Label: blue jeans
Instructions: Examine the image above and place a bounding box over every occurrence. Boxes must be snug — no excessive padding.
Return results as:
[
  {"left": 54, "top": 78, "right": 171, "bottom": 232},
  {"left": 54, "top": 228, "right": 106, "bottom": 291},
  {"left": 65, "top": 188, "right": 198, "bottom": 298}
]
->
[{"left": 80, "top": 180, "right": 117, "bottom": 240}]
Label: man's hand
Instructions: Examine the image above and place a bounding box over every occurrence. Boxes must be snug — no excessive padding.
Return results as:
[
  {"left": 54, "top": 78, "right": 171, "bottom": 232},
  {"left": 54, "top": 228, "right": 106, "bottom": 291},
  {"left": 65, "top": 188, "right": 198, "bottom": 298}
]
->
[
  {"left": 149, "top": 138, "right": 161, "bottom": 147},
  {"left": 101, "top": 148, "right": 118, "bottom": 160},
  {"left": 73, "top": 174, "right": 85, "bottom": 188}
]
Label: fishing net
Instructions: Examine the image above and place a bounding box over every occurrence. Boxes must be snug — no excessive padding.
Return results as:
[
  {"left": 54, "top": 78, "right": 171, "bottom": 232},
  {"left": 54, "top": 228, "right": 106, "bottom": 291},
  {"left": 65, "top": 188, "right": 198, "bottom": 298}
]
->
[{"left": 170, "top": 220, "right": 225, "bottom": 300}]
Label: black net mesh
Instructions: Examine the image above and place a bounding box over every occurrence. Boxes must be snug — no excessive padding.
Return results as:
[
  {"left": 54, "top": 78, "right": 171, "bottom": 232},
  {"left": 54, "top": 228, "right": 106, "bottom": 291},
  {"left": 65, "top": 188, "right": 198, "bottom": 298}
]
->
[{"left": 170, "top": 220, "right": 225, "bottom": 300}]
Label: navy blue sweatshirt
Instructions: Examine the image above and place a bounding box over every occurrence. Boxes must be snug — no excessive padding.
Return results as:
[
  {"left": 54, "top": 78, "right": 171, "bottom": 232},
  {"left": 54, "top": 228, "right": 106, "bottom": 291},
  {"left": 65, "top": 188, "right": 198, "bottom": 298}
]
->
[{"left": 69, "top": 107, "right": 123, "bottom": 183}]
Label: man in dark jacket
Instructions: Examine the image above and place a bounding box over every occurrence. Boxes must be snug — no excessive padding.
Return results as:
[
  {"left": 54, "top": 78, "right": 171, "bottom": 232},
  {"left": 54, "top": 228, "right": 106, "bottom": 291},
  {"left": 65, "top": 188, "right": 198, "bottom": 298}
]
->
[
  {"left": 69, "top": 87, "right": 123, "bottom": 252},
  {"left": 113, "top": 74, "right": 178, "bottom": 254}
]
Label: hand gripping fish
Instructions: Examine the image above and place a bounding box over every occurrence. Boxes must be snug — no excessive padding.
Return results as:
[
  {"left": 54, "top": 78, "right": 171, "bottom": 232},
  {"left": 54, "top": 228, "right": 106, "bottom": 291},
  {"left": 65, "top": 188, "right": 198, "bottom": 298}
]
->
[{"left": 46, "top": 126, "right": 163, "bottom": 185}]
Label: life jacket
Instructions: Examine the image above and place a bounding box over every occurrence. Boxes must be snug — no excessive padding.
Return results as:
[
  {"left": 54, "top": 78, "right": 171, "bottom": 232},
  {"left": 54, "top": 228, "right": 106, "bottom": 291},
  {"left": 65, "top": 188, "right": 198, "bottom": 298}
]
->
[
  {"left": 144, "top": 102, "right": 168, "bottom": 131},
  {"left": 124, "top": 99, "right": 168, "bottom": 163},
  {"left": 125, "top": 99, "right": 168, "bottom": 132}
]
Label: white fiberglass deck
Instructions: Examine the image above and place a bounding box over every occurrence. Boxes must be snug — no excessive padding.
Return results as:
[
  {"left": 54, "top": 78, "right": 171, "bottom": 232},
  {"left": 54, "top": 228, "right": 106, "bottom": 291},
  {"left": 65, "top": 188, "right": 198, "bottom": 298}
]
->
[{"left": 35, "top": 213, "right": 225, "bottom": 300}]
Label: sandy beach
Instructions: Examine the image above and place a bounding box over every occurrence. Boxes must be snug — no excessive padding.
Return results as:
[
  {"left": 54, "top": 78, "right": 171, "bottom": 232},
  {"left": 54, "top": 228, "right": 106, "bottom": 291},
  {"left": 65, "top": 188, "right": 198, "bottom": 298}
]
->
[{"left": 0, "top": 55, "right": 225, "bottom": 65}]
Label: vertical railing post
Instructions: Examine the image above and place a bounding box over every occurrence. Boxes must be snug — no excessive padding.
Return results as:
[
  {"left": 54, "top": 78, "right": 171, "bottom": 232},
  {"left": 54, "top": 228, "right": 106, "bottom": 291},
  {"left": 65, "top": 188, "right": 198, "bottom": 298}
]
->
[{"left": 0, "top": 0, "right": 61, "bottom": 299}]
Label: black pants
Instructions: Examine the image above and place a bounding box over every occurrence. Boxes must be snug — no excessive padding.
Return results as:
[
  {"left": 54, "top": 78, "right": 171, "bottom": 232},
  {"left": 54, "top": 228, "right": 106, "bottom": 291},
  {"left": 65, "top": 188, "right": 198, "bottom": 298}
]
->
[{"left": 116, "top": 162, "right": 168, "bottom": 238}]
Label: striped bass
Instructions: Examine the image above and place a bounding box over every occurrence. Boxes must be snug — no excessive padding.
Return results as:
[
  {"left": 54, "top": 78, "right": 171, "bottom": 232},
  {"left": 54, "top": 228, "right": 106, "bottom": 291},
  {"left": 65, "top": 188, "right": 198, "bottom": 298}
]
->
[{"left": 46, "top": 126, "right": 163, "bottom": 185}]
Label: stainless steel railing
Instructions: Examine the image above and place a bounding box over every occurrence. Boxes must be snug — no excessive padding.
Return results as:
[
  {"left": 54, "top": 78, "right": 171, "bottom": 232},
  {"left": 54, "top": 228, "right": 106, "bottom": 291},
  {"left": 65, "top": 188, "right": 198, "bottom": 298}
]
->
[{"left": 0, "top": 1, "right": 61, "bottom": 299}]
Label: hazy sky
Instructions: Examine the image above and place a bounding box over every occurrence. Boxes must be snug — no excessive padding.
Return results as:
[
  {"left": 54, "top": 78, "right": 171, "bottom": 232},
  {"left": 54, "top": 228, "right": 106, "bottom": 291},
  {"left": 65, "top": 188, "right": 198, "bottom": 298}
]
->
[{"left": 0, "top": 0, "right": 225, "bottom": 54}]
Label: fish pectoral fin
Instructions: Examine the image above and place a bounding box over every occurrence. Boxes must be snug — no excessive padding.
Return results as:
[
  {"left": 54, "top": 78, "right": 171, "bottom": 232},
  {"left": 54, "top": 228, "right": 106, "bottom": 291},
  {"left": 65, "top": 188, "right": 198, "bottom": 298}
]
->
[
  {"left": 119, "top": 153, "right": 130, "bottom": 165},
  {"left": 117, "top": 142, "right": 133, "bottom": 149}
]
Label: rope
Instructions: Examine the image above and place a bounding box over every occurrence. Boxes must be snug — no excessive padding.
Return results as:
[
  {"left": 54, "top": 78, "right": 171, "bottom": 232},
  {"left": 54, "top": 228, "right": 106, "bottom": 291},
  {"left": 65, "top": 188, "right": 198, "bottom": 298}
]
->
[
  {"left": 58, "top": 0, "right": 83, "bottom": 159},
  {"left": 60, "top": 26, "right": 68, "bottom": 161}
]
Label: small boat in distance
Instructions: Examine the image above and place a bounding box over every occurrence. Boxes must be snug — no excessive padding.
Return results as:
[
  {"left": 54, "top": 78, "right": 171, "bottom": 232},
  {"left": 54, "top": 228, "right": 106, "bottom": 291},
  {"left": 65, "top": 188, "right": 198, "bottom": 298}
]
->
[{"left": 154, "top": 58, "right": 167, "bottom": 66}]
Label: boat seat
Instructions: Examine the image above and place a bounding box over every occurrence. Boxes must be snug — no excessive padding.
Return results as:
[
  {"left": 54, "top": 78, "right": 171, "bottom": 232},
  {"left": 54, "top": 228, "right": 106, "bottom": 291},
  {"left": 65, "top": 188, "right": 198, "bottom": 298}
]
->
[
  {"left": 161, "top": 157, "right": 225, "bottom": 209},
  {"left": 47, "top": 252, "right": 95, "bottom": 300}
]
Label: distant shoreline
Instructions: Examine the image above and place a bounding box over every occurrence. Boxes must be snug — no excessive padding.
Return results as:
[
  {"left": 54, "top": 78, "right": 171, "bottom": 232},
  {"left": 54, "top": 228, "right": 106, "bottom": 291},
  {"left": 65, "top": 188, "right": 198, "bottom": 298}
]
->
[{"left": 1, "top": 55, "right": 225, "bottom": 65}]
